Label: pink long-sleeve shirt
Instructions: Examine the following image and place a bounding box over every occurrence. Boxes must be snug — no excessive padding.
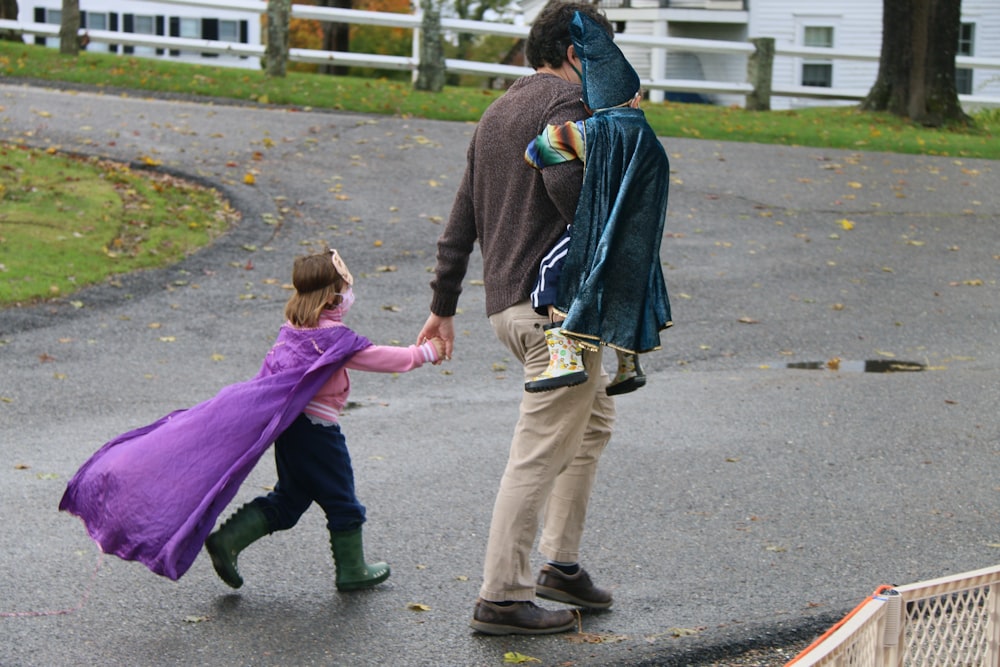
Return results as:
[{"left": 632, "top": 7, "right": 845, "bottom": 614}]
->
[{"left": 302, "top": 310, "right": 439, "bottom": 424}]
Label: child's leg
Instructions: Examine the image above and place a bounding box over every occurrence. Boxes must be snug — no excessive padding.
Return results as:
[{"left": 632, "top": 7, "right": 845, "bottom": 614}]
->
[
  {"left": 606, "top": 350, "right": 646, "bottom": 396},
  {"left": 526, "top": 228, "right": 588, "bottom": 392},
  {"left": 525, "top": 323, "right": 588, "bottom": 392},
  {"left": 267, "top": 417, "right": 366, "bottom": 532},
  {"left": 290, "top": 420, "right": 389, "bottom": 591},
  {"left": 205, "top": 413, "right": 325, "bottom": 588},
  {"left": 531, "top": 227, "right": 571, "bottom": 318}
]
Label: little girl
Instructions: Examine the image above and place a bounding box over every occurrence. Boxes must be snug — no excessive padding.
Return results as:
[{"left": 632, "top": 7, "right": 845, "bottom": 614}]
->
[{"left": 60, "top": 249, "right": 445, "bottom": 592}]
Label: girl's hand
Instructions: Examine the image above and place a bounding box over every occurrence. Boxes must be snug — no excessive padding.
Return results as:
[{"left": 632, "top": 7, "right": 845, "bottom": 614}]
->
[{"left": 430, "top": 337, "right": 447, "bottom": 362}]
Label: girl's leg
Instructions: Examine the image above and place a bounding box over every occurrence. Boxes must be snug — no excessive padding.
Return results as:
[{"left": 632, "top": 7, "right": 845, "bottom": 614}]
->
[
  {"left": 257, "top": 415, "right": 365, "bottom": 532},
  {"left": 269, "top": 417, "right": 387, "bottom": 590}
]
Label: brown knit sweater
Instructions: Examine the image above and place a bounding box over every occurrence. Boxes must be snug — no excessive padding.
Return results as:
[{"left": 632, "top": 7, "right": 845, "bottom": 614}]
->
[{"left": 430, "top": 74, "right": 586, "bottom": 318}]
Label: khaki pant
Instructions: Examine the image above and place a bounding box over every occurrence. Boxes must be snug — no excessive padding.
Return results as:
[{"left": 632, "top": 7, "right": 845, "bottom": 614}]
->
[{"left": 482, "top": 301, "right": 616, "bottom": 601}]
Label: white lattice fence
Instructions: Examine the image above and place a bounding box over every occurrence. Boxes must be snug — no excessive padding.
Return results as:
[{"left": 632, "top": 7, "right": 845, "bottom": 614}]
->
[{"left": 787, "top": 564, "right": 1000, "bottom": 666}]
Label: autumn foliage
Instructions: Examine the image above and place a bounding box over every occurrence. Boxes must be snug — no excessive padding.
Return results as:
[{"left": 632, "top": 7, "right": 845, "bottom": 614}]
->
[{"left": 269, "top": 0, "right": 412, "bottom": 74}]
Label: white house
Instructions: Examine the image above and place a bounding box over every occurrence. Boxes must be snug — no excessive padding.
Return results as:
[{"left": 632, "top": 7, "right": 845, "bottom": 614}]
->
[
  {"left": 521, "top": 0, "right": 1000, "bottom": 109},
  {"left": 19, "top": 0, "right": 261, "bottom": 69},
  {"left": 16, "top": 0, "right": 1000, "bottom": 109}
]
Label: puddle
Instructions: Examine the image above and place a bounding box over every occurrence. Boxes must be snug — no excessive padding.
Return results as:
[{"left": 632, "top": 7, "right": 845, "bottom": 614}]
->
[{"left": 786, "top": 360, "right": 925, "bottom": 373}]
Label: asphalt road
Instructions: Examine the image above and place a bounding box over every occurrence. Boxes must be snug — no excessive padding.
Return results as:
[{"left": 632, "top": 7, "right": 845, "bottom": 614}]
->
[{"left": 1, "top": 81, "right": 998, "bottom": 666}]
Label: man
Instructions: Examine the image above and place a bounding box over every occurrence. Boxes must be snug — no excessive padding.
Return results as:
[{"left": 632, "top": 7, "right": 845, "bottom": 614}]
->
[{"left": 417, "top": 0, "right": 617, "bottom": 636}]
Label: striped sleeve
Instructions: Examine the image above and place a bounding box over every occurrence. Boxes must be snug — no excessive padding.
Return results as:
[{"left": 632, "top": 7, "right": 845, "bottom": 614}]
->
[{"left": 525, "top": 120, "right": 586, "bottom": 170}]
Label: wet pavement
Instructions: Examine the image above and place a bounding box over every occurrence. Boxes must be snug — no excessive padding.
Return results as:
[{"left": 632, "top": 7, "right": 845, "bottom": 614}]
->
[{"left": 1, "top": 81, "right": 998, "bottom": 666}]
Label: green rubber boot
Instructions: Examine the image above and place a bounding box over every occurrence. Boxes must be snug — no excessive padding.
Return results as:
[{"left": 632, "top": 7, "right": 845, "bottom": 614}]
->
[
  {"left": 329, "top": 527, "right": 390, "bottom": 591},
  {"left": 205, "top": 503, "right": 271, "bottom": 589}
]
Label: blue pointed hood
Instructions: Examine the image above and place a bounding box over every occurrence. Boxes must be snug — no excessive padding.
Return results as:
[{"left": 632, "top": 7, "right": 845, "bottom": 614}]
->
[{"left": 571, "top": 11, "right": 640, "bottom": 110}]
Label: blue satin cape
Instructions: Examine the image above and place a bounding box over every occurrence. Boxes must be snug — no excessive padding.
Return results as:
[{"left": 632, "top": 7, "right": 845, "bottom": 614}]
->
[{"left": 557, "top": 107, "right": 672, "bottom": 354}]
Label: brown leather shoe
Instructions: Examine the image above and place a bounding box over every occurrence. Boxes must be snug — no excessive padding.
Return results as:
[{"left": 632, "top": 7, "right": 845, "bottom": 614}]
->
[
  {"left": 535, "top": 565, "right": 613, "bottom": 609},
  {"left": 469, "top": 598, "right": 577, "bottom": 635}
]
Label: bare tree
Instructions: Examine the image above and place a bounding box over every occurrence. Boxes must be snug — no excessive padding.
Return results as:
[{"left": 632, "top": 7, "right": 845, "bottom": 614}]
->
[
  {"left": 1, "top": 0, "right": 20, "bottom": 42},
  {"left": 415, "top": 0, "right": 444, "bottom": 92},
  {"left": 59, "top": 0, "right": 80, "bottom": 55},
  {"left": 861, "top": 0, "right": 970, "bottom": 126},
  {"left": 317, "top": 0, "right": 351, "bottom": 76},
  {"left": 266, "top": 0, "right": 291, "bottom": 77}
]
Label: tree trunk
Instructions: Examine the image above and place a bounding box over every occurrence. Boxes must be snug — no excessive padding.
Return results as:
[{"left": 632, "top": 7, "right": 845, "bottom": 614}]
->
[
  {"left": 415, "top": 0, "right": 444, "bottom": 92},
  {"left": 265, "top": 0, "right": 290, "bottom": 78},
  {"left": 861, "top": 0, "right": 969, "bottom": 127},
  {"left": 0, "top": 0, "right": 19, "bottom": 42},
  {"left": 59, "top": 0, "right": 80, "bottom": 55},
  {"left": 319, "top": 0, "right": 351, "bottom": 76}
]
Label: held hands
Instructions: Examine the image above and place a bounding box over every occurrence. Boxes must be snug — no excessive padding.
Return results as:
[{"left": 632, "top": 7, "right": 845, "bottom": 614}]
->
[
  {"left": 428, "top": 337, "right": 447, "bottom": 362},
  {"left": 418, "top": 313, "right": 454, "bottom": 364}
]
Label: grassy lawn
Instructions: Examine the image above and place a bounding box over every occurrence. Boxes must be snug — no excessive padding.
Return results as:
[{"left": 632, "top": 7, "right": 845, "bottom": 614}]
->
[
  {"left": 0, "top": 143, "right": 237, "bottom": 307},
  {"left": 0, "top": 40, "right": 997, "bottom": 306}
]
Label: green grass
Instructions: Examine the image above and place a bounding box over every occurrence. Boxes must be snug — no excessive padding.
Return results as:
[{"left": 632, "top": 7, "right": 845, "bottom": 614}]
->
[
  {"left": 0, "top": 143, "right": 237, "bottom": 306},
  {"left": 0, "top": 40, "right": 997, "bottom": 306},
  {"left": 3, "top": 40, "right": 997, "bottom": 158}
]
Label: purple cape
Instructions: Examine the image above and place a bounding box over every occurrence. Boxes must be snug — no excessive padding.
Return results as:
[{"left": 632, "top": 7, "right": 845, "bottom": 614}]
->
[{"left": 59, "top": 325, "right": 370, "bottom": 580}]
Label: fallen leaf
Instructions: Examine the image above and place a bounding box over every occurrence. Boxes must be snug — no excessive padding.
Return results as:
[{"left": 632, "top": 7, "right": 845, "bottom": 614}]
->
[
  {"left": 503, "top": 652, "right": 541, "bottom": 664},
  {"left": 406, "top": 603, "right": 431, "bottom": 612},
  {"left": 669, "top": 627, "right": 701, "bottom": 637}
]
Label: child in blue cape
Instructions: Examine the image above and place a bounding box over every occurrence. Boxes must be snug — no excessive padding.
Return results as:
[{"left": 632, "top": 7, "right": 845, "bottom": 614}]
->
[{"left": 523, "top": 11, "right": 672, "bottom": 395}]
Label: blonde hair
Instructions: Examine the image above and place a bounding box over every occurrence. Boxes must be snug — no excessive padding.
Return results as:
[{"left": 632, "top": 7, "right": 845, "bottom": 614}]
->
[{"left": 284, "top": 251, "right": 348, "bottom": 328}]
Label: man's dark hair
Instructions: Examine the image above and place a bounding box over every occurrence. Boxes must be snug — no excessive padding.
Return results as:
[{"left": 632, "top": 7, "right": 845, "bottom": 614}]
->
[{"left": 525, "top": 1, "right": 613, "bottom": 70}]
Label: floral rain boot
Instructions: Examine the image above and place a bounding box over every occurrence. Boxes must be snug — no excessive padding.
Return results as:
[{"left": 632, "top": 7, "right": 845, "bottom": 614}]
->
[
  {"left": 525, "top": 324, "right": 588, "bottom": 393},
  {"left": 606, "top": 350, "right": 645, "bottom": 396}
]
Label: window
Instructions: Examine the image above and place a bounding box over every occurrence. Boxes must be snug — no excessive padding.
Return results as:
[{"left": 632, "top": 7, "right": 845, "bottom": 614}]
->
[
  {"left": 86, "top": 13, "right": 108, "bottom": 30},
  {"left": 83, "top": 12, "right": 111, "bottom": 53},
  {"left": 180, "top": 18, "right": 201, "bottom": 39},
  {"left": 41, "top": 8, "right": 62, "bottom": 49},
  {"left": 802, "top": 26, "right": 833, "bottom": 88},
  {"left": 955, "top": 23, "right": 974, "bottom": 96},
  {"left": 219, "top": 20, "right": 239, "bottom": 43},
  {"left": 132, "top": 14, "right": 156, "bottom": 56}
]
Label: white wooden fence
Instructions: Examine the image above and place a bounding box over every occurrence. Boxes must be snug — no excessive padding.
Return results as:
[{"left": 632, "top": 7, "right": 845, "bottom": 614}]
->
[{"left": 3, "top": 0, "right": 1000, "bottom": 107}]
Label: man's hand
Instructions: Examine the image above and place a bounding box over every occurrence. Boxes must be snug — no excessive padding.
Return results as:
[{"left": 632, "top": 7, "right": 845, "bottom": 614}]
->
[{"left": 417, "top": 313, "right": 455, "bottom": 362}]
